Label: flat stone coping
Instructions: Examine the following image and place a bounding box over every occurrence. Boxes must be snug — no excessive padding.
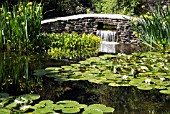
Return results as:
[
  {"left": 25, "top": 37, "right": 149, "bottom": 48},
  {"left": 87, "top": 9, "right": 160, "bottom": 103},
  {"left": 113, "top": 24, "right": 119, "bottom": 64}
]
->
[{"left": 41, "top": 14, "right": 131, "bottom": 24}]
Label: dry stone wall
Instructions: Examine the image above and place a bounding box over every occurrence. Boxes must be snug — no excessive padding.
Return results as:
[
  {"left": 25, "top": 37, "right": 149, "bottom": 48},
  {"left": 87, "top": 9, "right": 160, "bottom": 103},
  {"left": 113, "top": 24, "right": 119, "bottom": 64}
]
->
[{"left": 41, "top": 14, "right": 137, "bottom": 43}]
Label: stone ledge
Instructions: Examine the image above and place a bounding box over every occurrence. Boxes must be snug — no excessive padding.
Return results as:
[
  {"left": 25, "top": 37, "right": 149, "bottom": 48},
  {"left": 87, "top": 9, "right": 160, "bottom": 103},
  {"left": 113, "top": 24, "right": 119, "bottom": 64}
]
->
[{"left": 41, "top": 14, "right": 131, "bottom": 24}]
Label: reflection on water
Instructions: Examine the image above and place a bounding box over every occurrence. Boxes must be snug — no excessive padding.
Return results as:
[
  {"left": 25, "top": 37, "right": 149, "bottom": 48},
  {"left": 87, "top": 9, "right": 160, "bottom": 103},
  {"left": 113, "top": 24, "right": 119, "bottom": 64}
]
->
[
  {"left": 0, "top": 51, "right": 170, "bottom": 114},
  {"left": 39, "top": 79, "right": 170, "bottom": 114}
]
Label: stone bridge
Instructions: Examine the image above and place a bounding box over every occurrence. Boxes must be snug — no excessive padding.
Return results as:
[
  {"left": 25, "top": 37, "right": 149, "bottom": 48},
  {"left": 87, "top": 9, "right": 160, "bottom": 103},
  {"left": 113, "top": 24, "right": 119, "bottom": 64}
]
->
[{"left": 41, "top": 14, "right": 136, "bottom": 43}]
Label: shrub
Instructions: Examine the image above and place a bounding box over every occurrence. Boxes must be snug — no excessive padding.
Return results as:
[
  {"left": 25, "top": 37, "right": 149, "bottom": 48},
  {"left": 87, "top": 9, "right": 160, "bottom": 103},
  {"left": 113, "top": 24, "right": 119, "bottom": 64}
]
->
[{"left": 45, "top": 32, "right": 101, "bottom": 59}]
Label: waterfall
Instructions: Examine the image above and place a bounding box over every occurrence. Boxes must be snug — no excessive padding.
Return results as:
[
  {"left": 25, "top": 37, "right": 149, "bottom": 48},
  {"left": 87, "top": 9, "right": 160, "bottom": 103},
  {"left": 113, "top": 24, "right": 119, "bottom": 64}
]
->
[
  {"left": 96, "top": 30, "right": 119, "bottom": 53},
  {"left": 96, "top": 30, "right": 117, "bottom": 42}
]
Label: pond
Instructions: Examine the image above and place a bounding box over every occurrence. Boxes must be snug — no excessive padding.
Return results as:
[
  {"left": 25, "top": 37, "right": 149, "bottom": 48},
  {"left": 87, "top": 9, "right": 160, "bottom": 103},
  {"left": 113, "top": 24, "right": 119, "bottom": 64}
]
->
[{"left": 0, "top": 47, "right": 170, "bottom": 114}]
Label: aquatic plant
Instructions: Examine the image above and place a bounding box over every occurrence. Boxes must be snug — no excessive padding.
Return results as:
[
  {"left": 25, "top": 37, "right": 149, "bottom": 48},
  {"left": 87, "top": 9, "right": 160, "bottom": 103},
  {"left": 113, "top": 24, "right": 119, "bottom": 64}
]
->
[
  {"left": 0, "top": 1, "right": 43, "bottom": 51},
  {"left": 35, "top": 51, "right": 170, "bottom": 94},
  {"left": 46, "top": 32, "right": 101, "bottom": 59},
  {"left": 0, "top": 52, "right": 43, "bottom": 93},
  {"left": 0, "top": 93, "right": 115, "bottom": 113},
  {"left": 131, "top": 4, "right": 170, "bottom": 51}
]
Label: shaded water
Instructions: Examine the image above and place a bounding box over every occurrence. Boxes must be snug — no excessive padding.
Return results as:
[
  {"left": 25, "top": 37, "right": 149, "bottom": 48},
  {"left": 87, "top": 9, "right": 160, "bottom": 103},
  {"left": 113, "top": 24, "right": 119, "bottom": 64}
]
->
[{"left": 0, "top": 51, "right": 170, "bottom": 114}]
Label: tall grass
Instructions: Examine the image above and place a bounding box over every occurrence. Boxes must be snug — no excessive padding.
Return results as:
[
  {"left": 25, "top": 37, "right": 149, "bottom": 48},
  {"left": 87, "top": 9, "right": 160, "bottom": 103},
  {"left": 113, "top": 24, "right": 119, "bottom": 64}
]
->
[
  {"left": 0, "top": 1, "right": 43, "bottom": 51},
  {"left": 131, "top": 4, "right": 170, "bottom": 51}
]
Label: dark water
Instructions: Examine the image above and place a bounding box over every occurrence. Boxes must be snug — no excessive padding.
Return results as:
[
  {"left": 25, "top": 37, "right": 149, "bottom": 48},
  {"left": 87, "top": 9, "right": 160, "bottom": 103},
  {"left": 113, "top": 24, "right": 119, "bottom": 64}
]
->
[{"left": 0, "top": 49, "right": 170, "bottom": 114}]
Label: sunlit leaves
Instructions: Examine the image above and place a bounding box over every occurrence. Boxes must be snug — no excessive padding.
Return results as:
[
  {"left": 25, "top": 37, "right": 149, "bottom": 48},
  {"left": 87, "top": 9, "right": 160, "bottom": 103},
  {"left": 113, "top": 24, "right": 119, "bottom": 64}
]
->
[{"left": 38, "top": 51, "right": 170, "bottom": 94}]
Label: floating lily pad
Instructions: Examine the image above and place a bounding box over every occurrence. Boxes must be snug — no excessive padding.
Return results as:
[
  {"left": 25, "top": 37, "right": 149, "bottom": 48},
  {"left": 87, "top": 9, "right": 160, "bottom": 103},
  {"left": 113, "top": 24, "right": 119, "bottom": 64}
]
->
[
  {"left": 137, "top": 85, "right": 153, "bottom": 90},
  {"left": 82, "top": 109, "right": 103, "bottom": 114},
  {"left": 5, "top": 102, "right": 17, "bottom": 109},
  {"left": 33, "top": 107, "right": 54, "bottom": 114},
  {"left": 45, "top": 67, "right": 61, "bottom": 71},
  {"left": 21, "top": 94, "right": 40, "bottom": 101},
  {"left": 62, "top": 107, "right": 80, "bottom": 113},
  {"left": 84, "top": 104, "right": 114, "bottom": 113},
  {"left": 160, "top": 89, "right": 170, "bottom": 94},
  {"left": 54, "top": 104, "right": 64, "bottom": 111},
  {"left": 56, "top": 100, "right": 79, "bottom": 108},
  {"left": 0, "top": 108, "right": 11, "bottom": 114}
]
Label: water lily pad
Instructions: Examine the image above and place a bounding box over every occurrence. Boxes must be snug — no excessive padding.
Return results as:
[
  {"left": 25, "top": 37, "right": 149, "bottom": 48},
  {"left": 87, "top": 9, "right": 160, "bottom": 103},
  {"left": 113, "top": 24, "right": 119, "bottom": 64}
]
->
[
  {"left": 33, "top": 107, "right": 54, "bottom": 114},
  {"left": 19, "top": 105, "right": 31, "bottom": 112},
  {"left": 21, "top": 94, "right": 40, "bottom": 101},
  {"left": 84, "top": 104, "right": 114, "bottom": 113},
  {"left": 154, "top": 86, "right": 167, "bottom": 90},
  {"left": 5, "top": 102, "right": 17, "bottom": 109},
  {"left": 62, "top": 107, "right": 80, "bottom": 113},
  {"left": 137, "top": 85, "right": 153, "bottom": 90},
  {"left": 77, "top": 104, "right": 87, "bottom": 109},
  {"left": 39, "top": 100, "right": 53, "bottom": 105},
  {"left": 45, "top": 67, "right": 61, "bottom": 71},
  {"left": 54, "top": 104, "right": 64, "bottom": 111},
  {"left": 56, "top": 100, "right": 79, "bottom": 108},
  {"left": 108, "top": 82, "right": 120, "bottom": 87},
  {"left": 160, "top": 89, "right": 170, "bottom": 94},
  {"left": 82, "top": 109, "right": 103, "bottom": 114},
  {"left": 0, "top": 108, "right": 11, "bottom": 114}
]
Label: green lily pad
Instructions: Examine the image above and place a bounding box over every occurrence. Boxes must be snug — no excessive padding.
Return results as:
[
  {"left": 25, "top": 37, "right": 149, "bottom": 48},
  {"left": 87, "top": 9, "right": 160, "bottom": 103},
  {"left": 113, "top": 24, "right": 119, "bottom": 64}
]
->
[
  {"left": 33, "top": 107, "right": 54, "bottom": 114},
  {"left": 5, "top": 102, "right": 18, "bottom": 109},
  {"left": 45, "top": 67, "right": 61, "bottom": 71},
  {"left": 0, "top": 108, "right": 11, "bottom": 114},
  {"left": 56, "top": 100, "right": 79, "bottom": 108},
  {"left": 160, "top": 89, "right": 170, "bottom": 94},
  {"left": 84, "top": 104, "right": 114, "bottom": 113},
  {"left": 21, "top": 94, "right": 40, "bottom": 101},
  {"left": 54, "top": 104, "right": 64, "bottom": 111},
  {"left": 39, "top": 100, "right": 53, "bottom": 105},
  {"left": 62, "top": 107, "right": 80, "bottom": 113},
  {"left": 82, "top": 109, "right": 103, "bottom": 114},
  {"left": 137, "top": 85, "right": 153, "bottom": 90},
  {"left": 154, "top": 86, "right": 167, "bottom": 90}
]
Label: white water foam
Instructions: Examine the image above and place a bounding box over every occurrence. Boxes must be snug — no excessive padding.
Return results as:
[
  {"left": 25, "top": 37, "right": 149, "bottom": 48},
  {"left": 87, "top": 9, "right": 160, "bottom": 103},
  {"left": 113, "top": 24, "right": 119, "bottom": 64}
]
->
[{"left": 96, "top": 30, "right": 119, "bottom": 53}]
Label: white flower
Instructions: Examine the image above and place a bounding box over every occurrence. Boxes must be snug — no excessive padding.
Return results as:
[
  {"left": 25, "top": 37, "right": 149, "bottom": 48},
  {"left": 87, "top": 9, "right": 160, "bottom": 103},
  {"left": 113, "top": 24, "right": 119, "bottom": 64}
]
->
[
  {"left": 160, "top": 77, "right": 165, "bottom": 81},
  {"left": 122, "top": 75, "right": 128, "bottom": 80},
  {"left": 145, "top": 78, "right": 151, "bottom": 84}
]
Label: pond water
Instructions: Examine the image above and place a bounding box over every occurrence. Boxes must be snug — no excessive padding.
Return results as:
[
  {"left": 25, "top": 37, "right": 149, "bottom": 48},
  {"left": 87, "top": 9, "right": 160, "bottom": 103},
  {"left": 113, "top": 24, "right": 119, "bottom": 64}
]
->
[{"left": 0, "top": 48, "right": 170, "bottom": 114}]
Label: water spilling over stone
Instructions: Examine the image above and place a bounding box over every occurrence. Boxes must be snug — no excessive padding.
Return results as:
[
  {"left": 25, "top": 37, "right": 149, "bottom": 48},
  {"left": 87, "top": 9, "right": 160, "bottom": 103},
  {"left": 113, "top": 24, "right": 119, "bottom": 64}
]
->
[
  {"left": 96, "top": 30, "right": 118, "bottom": 53},
  {"left": 96, "top": 30, "right": 117, "bottom": 42}
]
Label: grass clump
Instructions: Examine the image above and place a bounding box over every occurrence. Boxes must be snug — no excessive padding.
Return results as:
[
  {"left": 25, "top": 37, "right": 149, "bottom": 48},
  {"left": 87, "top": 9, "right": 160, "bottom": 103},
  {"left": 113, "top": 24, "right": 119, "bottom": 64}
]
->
[
  {"left": 131, "top": 4, "right": 170, "bottom": 51},
  {"left": 0, "top": 1, "right": 43, "bottom": 51}
]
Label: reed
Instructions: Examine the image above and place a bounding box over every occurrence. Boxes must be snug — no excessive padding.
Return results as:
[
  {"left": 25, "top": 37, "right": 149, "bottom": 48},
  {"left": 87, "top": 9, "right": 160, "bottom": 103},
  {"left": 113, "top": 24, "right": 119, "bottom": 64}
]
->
[
  {"left": 0, "top": 1, "right": 43, "bottom": 51},
  {"left": 131, "top": 4, "right": 170, "bottom": 51}
]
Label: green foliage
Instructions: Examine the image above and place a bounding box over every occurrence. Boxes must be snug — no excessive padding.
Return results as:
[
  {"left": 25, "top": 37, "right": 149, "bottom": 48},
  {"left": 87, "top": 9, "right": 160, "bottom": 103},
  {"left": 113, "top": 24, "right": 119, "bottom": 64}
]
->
[
  {"left": 0, "top": 52, "right": 43, "bottom": 93},
  {"left": 45, "top": 32, "right": 101, "bottom": 59},
  {"left": 131, "top": 4, "right": 170, "bottom": 51},
  {"left": 0, "top": 93, "right": 115, "bottom": 114},
  {"left": 36, "top": 51, "right": 170, "bottom": 94},
  {"left": 91, "top": 0, "right": 142, "bottom": 15},
  {"left": 0, "top": 1, "right": 43, "bottom": 51},
  {"left": 43, "top": 0, "right": 85, "bottom": 18}
]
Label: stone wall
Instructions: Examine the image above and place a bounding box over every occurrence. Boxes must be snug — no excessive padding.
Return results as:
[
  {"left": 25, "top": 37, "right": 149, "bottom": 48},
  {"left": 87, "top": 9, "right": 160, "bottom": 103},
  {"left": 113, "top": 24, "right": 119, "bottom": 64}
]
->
[{"left": 41, "top": 14, "right": 137, "bottom": 43}]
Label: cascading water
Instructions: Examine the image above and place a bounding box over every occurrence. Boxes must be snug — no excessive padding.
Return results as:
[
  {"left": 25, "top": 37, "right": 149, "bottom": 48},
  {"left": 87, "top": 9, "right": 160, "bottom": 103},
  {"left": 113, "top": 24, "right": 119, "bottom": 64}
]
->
[{"left": 96, "top": 30, "right": 119, "bottom": 53}]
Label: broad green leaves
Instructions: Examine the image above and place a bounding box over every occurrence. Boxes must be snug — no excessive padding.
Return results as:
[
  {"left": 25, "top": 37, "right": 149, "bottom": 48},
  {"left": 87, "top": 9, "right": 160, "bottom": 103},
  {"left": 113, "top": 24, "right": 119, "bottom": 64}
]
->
[
  {"left": 0, "top": 93, "right": 115, "bottom": 114},
  {"left": 35, "top": 52, "right": 170, "bottom": 94},
  {"left": 47, "top": 32, "right": 101, "bottom": 59}
]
